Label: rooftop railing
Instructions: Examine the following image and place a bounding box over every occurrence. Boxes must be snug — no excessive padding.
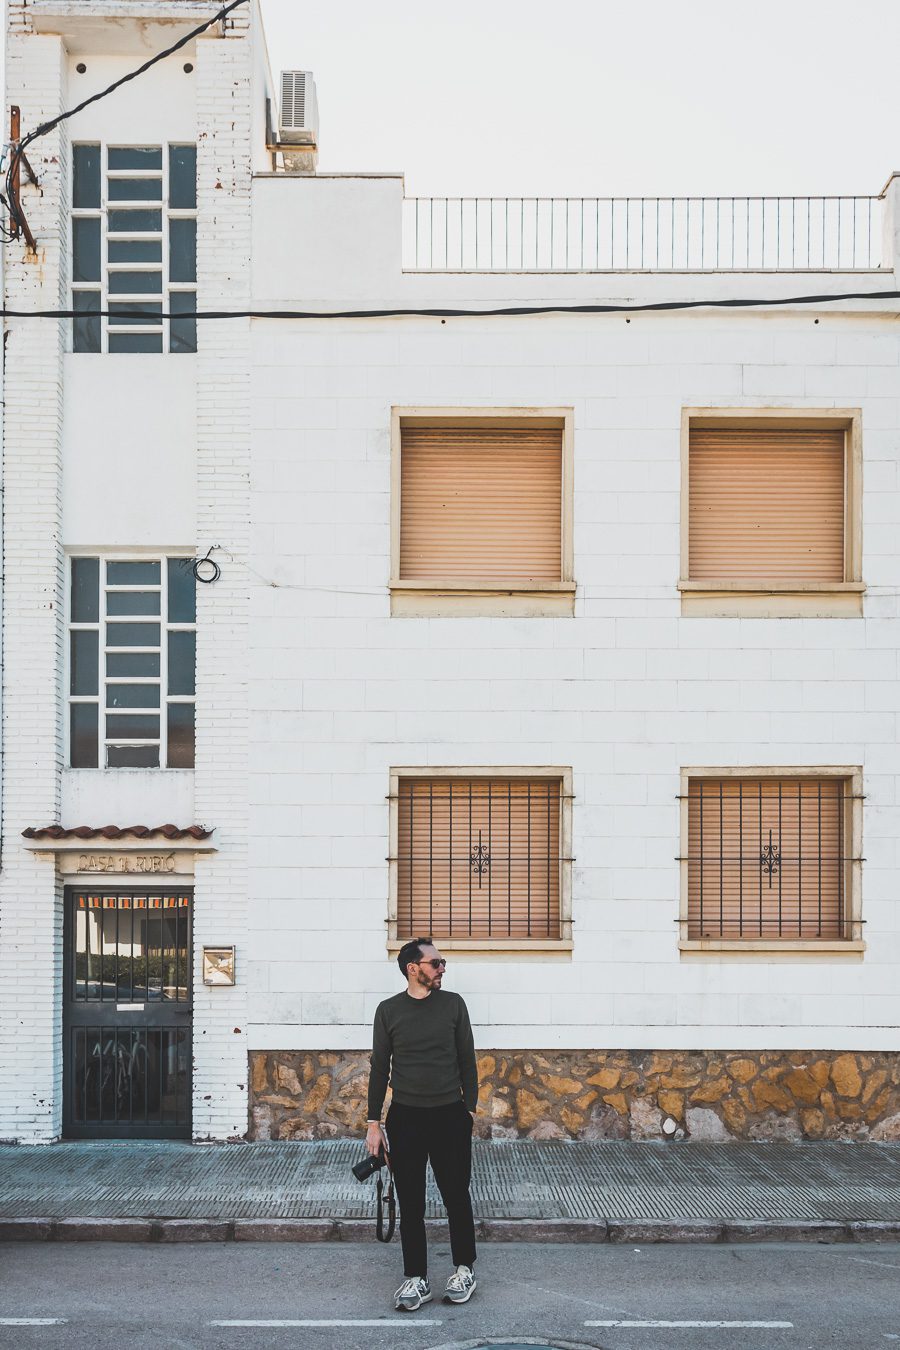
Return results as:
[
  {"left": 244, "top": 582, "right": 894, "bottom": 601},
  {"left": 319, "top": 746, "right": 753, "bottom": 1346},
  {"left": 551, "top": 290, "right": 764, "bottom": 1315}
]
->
[{"left": 402, "top": 195, "right": 882, "bottom": 271}]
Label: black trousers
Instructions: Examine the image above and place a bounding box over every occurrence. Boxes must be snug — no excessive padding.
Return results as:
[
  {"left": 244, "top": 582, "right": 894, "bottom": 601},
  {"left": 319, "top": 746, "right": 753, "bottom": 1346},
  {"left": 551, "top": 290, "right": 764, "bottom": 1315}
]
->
[{"left": 385, "top": 1099, "right": 476, "bottom": 1278}]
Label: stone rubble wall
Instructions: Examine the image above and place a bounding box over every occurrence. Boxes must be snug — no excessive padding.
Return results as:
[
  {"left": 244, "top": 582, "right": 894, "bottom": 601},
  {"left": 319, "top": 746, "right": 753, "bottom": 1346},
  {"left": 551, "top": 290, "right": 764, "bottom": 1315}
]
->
[{"left": 248, "top": 1049, "right": 900, "bottom": 1143}]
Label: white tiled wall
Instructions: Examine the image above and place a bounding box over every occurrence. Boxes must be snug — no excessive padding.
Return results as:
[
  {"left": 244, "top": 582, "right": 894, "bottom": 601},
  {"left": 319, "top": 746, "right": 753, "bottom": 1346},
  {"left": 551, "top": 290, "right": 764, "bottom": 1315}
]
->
[{"left": 246, "top": 312, "right": 900, "bottom": 1053}]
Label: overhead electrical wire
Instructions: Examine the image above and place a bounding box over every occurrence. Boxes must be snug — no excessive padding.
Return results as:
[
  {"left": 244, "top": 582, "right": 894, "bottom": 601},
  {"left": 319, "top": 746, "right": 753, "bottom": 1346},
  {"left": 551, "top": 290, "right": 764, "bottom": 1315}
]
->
[
  {"left": 0, "top": 0, "right": 249, "bottom": 245},
  {"left": 3, "top": 289, "right": 900, "bottom": 323}
]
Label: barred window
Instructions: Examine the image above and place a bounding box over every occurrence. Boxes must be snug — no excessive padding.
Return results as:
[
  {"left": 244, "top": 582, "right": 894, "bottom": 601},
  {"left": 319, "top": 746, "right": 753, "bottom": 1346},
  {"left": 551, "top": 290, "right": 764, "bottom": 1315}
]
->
[
  {"left": 686, "top": 775, "right": 856, "bottom": 941},
  {"left": 68, "top": 556, "right": 196, "bottom": 769},
  {"left": 71, "top": 143, "right": 197, "bottom": 354},
  {"left": 395, "top": 776, "right": 565, "bottom": 941}
]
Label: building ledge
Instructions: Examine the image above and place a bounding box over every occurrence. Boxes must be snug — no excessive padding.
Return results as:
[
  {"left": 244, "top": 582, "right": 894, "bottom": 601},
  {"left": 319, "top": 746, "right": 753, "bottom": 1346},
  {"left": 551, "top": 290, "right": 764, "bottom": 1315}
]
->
[
  {"left": 680, "top": 939, "right": 865, "bottom": 956},
  {"left": 387, "top": 939, "right": 573, "bottom": 957},
  {"left": 28, "top": 2, "right": 220, "bottom": 54}
]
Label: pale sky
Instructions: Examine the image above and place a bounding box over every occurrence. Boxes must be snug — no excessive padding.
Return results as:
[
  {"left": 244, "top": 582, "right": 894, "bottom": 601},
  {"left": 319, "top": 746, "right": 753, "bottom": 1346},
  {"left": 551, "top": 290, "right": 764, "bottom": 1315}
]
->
[{"left": 259, "top": 0, "right": 900, "bottom": 199}]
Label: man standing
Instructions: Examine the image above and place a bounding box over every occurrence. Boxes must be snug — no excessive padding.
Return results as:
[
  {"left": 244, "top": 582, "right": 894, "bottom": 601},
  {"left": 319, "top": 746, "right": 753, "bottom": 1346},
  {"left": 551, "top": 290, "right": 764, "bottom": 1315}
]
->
[{"left": 366, "top": 936, "right": 478, "bottom": 1312}]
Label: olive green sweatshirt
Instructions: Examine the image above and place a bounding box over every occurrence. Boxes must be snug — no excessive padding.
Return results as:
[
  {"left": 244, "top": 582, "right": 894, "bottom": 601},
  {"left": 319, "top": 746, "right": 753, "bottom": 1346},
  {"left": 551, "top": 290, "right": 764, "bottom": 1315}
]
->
[{"left": 367, "top": 988, "right": 478, "bottom": 1118}]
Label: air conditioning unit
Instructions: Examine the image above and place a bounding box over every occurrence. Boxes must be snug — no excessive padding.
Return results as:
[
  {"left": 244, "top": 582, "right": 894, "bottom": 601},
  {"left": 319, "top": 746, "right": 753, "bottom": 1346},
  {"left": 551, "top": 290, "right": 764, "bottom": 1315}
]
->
[{"left": 280, "top": 70, "right": 319, "bottom": 146}]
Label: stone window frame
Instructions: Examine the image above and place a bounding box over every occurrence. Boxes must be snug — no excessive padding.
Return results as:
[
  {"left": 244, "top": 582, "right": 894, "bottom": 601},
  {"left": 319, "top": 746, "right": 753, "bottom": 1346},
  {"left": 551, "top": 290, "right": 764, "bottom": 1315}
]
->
[
  {"left": 678, "top": 407, "right": 864, "bottom": 618},
  {"left": 389, "top": 407, "right": 576, "bottom": 617},
  {"left": 678, "top": 765, "right": 865, "bottom": 957},
  {"left": 387, "top": 765, "right": 574, "bottom": 956}
]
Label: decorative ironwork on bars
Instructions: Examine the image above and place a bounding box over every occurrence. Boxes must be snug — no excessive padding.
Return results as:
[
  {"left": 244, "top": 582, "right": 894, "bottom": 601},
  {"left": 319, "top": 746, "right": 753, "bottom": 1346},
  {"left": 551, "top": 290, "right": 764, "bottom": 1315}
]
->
[
  {"left": 397, "top": 777, "right": 562, "bottom": 940},
  {"left": 686, "top": 777, "right": 854, "bottom": 940},
  {"left": 402, "top": 196, "right": 882, "bottom": 272},
  {"left": 760, "top": 832, "right": 781, "bottom": 885}
]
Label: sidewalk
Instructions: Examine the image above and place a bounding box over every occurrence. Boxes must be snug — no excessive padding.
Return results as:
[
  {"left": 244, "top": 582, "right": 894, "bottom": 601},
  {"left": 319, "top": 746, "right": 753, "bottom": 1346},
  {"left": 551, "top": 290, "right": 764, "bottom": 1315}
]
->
[{"left": 2, "top": 1139, "right": 899, "bottom": 1243}]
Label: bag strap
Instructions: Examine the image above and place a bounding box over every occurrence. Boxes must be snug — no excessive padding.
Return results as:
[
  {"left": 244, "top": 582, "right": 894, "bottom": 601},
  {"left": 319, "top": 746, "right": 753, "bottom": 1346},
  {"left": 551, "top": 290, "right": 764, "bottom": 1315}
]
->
[{"left": 375, "top": 1149, "right": 396, "bottom": 1243}]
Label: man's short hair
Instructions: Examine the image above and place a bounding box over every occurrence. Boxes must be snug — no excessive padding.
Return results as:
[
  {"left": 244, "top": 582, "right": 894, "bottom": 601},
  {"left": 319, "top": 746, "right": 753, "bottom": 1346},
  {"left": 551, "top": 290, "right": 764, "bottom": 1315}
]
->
[{"left": 397, "top": 936, "right": 433, "bottom": 978}]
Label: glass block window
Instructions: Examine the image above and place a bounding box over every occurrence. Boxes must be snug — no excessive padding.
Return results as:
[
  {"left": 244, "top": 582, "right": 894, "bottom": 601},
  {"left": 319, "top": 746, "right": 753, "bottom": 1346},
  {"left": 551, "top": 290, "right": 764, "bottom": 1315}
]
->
[
  {"left": 71, "top": 144, "right": 197, "bottom": 354},
  {"left": 69, "top": 557, "right": 197, "bottom": 768}
]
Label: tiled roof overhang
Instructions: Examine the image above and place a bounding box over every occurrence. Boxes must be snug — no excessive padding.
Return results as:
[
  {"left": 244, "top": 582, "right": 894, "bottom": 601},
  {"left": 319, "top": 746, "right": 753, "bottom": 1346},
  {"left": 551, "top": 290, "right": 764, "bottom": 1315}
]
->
[{"left": 23, "top": 824, "right": 213, "bottom": 841}]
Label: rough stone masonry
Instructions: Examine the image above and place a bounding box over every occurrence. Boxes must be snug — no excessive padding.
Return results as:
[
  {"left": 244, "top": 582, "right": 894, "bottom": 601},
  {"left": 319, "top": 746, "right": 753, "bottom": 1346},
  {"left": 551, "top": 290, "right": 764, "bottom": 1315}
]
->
[{"left": 249, "top": 1048, "right": 900, "bottom": 1143}]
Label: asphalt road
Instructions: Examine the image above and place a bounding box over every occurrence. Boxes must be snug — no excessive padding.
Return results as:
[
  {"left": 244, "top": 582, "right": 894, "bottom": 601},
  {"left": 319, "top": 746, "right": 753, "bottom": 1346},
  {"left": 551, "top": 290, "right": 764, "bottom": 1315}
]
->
[{"left": 0, "top": 1241, "right": 899, "bottom": 1350}]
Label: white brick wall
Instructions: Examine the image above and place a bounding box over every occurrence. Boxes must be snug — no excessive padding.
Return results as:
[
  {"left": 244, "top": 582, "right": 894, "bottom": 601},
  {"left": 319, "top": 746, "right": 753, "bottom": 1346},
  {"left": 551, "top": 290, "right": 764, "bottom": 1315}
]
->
[
  {"left": 0, "top": 32, "right": 69, "bottom": 1141},
  {"left": 191, "top": 15, "right": 253, "bottom": 1139}
]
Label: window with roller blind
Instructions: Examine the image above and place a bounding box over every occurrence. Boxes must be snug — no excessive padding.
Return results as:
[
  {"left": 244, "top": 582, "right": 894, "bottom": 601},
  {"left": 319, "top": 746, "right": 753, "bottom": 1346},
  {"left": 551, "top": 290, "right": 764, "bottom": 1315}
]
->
[
  {"left": 388, "top": 768, "right": 574, "bottom": 951},
  {"left": 680, "top": 410, "right": 863, "bottom": 617},
  {"left": 679, "top": 768, "right": 864, "bottom": 953},
  {"left": 390, "top": 409, "right": 575, "bottom": 616}
]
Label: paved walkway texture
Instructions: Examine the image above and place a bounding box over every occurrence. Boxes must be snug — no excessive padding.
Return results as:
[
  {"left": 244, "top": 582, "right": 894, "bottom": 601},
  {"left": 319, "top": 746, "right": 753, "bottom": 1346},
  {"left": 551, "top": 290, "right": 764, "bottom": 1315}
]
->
[{"left": 1, "top": 1140, "right": 899, "bottom": 1242}]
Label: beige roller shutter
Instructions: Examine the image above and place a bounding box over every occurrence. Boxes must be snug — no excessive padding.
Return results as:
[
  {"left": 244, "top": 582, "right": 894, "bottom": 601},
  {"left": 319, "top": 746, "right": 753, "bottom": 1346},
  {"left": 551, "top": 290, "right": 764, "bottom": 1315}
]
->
[
  {"left": 400, "top": 426, "right": 563, "bottom": 582},
  {"left": 687, "top": 777, "right": 845, "bottom": 940},
  {"left": 397, "top": 777, "right": 561, "bottom": 940},
  {"left": 689, "top": 428, "right": 845, "bottom": 582}
]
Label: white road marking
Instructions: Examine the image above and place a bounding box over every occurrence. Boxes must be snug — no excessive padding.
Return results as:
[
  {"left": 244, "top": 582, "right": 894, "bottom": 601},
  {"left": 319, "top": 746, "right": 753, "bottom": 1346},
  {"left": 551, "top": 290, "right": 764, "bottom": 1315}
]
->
[
  {"left": 585, "top": 1320, "right": 794, "bottom": 1329},
  {"left": 849, "top": 1256, "right": 900, "bottom": 1272},
  {"left": 0, "top": 1320, "right": 68, "bottom": 1327},
  {"left": 210, "top": 1319, "right": 443, "bottom": 1328}
]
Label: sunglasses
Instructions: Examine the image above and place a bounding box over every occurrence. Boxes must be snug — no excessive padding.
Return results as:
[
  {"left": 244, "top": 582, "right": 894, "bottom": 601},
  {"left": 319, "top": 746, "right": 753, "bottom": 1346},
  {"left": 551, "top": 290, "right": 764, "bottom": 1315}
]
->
[{"left": 417, "top": 958, "right": 447, "bottom": 970}]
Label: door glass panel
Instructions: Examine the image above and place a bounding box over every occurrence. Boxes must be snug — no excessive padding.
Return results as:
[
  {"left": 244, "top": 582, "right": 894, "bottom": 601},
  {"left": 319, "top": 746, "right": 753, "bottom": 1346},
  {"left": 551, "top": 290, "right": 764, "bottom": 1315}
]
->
[{"left": 132, "top": 913, "right": 148, "bottom": 1001}]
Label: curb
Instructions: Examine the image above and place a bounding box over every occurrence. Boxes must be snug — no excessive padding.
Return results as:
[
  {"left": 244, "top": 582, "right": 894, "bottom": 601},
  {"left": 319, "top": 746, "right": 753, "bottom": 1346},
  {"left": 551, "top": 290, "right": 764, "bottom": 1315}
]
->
[{"left": 2, "top": 1216, "right": 899, "bottom": 1243}]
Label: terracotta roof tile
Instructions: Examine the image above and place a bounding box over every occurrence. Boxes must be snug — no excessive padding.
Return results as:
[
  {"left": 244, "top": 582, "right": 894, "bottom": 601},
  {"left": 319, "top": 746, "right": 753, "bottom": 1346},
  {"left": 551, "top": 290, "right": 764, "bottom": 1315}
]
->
[{"left": 22, "top": 824, "right": 213, "bottom": 841}]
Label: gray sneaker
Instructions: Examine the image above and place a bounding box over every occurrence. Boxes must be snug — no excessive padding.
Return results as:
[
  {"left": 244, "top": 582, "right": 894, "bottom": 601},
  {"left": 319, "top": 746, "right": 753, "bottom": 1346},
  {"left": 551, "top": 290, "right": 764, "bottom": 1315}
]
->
[
  {"left": 394, "top": 1276, "right": 432, "bottom": 1312},
  {"left": 444, "top": 1264, "right": 477, "bottom": 1304}
]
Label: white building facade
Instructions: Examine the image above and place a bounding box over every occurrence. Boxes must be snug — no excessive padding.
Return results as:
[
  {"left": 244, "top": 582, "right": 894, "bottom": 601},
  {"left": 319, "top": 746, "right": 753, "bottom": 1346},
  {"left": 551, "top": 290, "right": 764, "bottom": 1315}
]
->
[{"left": 1, "top": 0, "right": 898, "bottom": 1145}]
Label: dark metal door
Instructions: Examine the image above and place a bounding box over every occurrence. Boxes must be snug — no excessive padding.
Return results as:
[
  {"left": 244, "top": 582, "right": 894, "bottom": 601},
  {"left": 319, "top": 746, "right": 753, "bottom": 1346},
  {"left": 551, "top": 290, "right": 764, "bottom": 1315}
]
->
[{"left": 63, "top": 886, "right": 192, "bottom": 1138}]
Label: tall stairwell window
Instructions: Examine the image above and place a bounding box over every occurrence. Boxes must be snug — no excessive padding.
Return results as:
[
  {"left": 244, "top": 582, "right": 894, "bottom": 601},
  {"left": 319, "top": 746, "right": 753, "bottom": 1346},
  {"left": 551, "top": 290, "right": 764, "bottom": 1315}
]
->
[
  {"left": 68, "top": 556, "right": 197, "bottom": 768},
  {"left": 71, "top": 143, "right": 197, "bottom": 354}
]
